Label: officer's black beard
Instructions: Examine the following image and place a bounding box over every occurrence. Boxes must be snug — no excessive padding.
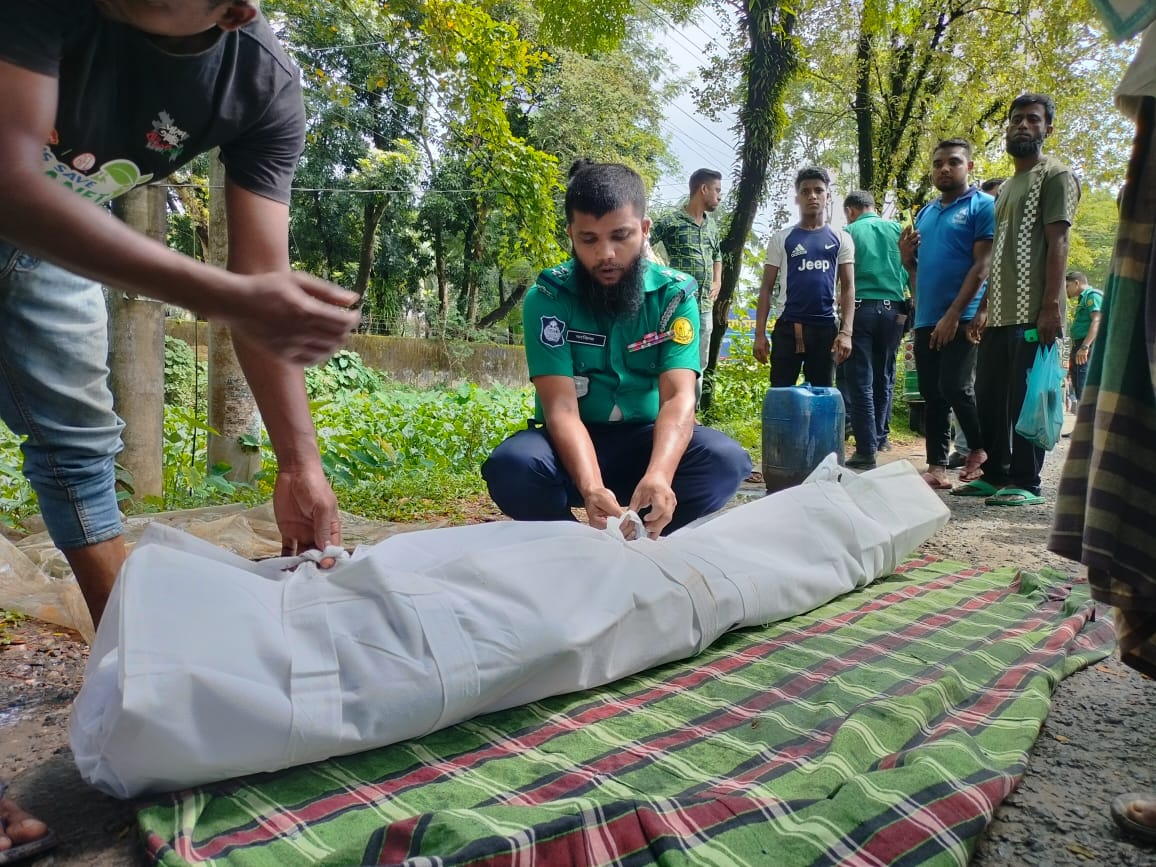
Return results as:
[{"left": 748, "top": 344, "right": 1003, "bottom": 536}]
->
[{"left": 575, "top": 254, "right": 645, "bottom": 321}]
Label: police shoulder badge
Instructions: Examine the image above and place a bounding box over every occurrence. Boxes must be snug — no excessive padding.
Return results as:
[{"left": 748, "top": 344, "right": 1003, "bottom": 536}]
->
[
  {"left": 671, "top": 316, "right": 695, "bottom": 345},
  {"left": 540, "top": 315, "right": 566, "bottom": 347}
]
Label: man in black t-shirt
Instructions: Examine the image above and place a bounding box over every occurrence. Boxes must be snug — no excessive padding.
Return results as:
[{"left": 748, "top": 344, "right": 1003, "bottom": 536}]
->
[{"left": 0, "top": 3, "right": 360, "bottom": 854}]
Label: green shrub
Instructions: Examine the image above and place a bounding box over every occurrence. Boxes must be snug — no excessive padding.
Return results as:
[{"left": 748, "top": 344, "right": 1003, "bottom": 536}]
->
[
  {"left": 305, "top": 350, "right": 386, "bottom": 399},
  {"left": 163, "top": 335, "right": 207, "bottom": 409}
]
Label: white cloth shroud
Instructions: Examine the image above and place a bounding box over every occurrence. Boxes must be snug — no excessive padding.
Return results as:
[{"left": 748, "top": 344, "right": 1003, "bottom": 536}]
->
[{"left": 70, "top": 458, "right": 949, "bottom": 797}]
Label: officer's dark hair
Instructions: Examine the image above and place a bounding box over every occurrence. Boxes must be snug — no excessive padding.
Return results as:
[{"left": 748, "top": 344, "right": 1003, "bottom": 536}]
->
[
  {"left": 1009, "top": 93, "right": 1055, "bottom": 124},
  {"left": 689, "top": 168, "right": 723, "bottom": 194},
  {"left": 843, "top": 190, "right": 875, "bottom": 211},
  {"left": 794, "top": 166, "right": 830, "bottom": 190},
  {"left": 981, "top": 177, "right": 1006, "bottom": 193},
  {"left": 934, "top": 138, "right": 972, "bottom": 156},
  {"left": 565, "top": 163, "right": 646, "bottom": 223},
  {"left": 1066, "top": 271, "right": 1088, "bottom": 284}
]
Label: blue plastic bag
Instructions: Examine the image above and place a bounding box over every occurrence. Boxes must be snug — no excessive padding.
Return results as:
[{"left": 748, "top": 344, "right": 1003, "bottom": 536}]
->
[{"left": 1015, "top": 343, "right": 1066, "bottom": 450}]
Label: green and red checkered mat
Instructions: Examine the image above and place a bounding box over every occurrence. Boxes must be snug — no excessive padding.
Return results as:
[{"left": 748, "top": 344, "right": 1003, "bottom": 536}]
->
[{"left": 137, "top": 558, "right": 1113, "bottom": 866}]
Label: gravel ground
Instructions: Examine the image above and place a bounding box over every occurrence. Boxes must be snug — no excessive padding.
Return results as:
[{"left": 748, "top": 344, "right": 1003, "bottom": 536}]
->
[{"left": 1, "top": 431, "right": 1154, "bottom": 866}]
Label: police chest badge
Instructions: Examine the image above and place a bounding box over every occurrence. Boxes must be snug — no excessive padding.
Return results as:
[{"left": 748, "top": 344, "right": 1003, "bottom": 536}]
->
[
  {"left": 671, "top": 316, "right": 695, "bottom": 345},
  {"left": 540, "top": 315, "right": 566, "bottom": 347}
]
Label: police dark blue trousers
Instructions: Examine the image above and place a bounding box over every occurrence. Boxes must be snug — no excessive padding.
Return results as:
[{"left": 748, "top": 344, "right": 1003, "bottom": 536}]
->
[
  {"left": 840, "top": 300, "right": 905, "bottom": 456},
  {"left": 482, "top": 423, "right": 752, "bottom": 534}
]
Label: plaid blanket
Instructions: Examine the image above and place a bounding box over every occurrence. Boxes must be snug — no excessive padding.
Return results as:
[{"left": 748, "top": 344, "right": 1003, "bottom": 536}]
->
[
  {"left": 137, "top": 559, "right": 1111, "bottom": 867},
  {"left": 1050, "top": 96, "right": 1156, "bottom": 677}
]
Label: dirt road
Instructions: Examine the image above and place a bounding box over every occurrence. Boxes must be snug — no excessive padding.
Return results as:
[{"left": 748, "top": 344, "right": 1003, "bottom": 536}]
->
[{"left": 1, "top": 436, "right": 1154, "bottom": 865}]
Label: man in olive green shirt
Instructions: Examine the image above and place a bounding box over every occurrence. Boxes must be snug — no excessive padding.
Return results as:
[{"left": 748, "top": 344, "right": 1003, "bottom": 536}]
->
[
  {"left": 965, "top": 93, "right": 1080, "bottom": 505},
  {"left": 840, "top": 190, "right": 908, "bottom": 468},
  {"left": 649, "top": 168, "right": 723, "bottom": 385},
  {"left": 482, "top": 163, "right": 750, "bottom": 538}
]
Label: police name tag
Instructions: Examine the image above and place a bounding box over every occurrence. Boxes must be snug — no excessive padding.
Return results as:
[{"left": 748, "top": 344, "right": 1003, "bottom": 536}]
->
[{"left": 567, "top": 330, "right": 607, "bottom": 347}]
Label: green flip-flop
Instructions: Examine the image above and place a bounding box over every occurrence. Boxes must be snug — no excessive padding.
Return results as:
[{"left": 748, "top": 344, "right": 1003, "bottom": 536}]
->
[
  {"left": 950, "top": 479, "right": 998, "bottom": 498},
  {"left": 985, "top": 487, "right": 1046, "bottom": 506}
]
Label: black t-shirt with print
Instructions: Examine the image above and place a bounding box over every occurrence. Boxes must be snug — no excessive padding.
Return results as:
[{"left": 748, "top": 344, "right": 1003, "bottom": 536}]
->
[{"left": 0, "top": 0, "right": 305, "bottom": 206}]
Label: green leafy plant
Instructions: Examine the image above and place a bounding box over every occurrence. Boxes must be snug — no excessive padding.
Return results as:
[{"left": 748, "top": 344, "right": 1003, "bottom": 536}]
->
[
  {"left": 305, "top": 350, "right": 386, "bottom": 400},
  {"left": 163, "top": 335, "right": 207, "bottom": 410}
]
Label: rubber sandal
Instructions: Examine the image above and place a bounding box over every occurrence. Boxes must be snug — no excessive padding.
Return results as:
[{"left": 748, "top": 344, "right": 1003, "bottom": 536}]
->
[
  {"left": 958, "top": 449, "right": 988, "bottom": 483},
  {"left": 985, "top": 487, "right": 1045, "bottom": 506},
  {"left": 0, "top": 783, "right": 59, "bottom": 865},
  {"left": 1111, "top": 792, "right": 1156, "bottom": 843},
  {"left": 920, "top": 471, "right": 951, "bottom": 490},
  {"left": 951, "top": 479, "right": 997, "bottom": 497}
]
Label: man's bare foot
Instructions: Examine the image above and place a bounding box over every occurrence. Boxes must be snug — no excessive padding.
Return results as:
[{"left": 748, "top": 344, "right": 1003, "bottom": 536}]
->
[{"left": 0, "top": 790, "right": 53, "bottom": 855}]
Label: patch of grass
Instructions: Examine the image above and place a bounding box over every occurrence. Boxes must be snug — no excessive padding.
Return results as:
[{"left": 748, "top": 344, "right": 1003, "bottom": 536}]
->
[{"left": 337, "top": 468, "right": 498, "bottom": 523}]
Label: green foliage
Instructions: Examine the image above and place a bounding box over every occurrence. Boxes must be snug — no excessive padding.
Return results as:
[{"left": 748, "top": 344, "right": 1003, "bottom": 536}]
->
[
  {"left": 0, "top": 609, "right": 27, "bottom": 645},
  {"left": 163, "top": 336, "right": 206, "bottom": 409},
  {"left": 1068, "top": 186, "right": 1119, "bottom": 288},
  {"left": 304, "top": 350, "right": 387, "bottom": 400},
  {"left": 338, "top": 469, "right": 491, "bottom": 522},
  {"left": 302, "top": 381, "right": 532, "bottom": 487},
  {"left": 152, "top": 407, "right": 265, "bottom": 512},
  {"left": 705, "top": 330, "right": 767, "bottom": 454},
  {"left": 0, "top": 426, "right": 35, "bottom": 527}
]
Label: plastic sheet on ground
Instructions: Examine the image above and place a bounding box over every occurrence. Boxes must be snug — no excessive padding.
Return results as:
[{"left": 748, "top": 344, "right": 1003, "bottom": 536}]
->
[{"left": 0, "top": 503, "right": 448, "bottom": 643}]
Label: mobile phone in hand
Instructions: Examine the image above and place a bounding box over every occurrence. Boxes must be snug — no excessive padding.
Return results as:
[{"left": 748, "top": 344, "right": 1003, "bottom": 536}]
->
[{"left": 1024, "top": 327, "right": 1039, "bottom": 343}]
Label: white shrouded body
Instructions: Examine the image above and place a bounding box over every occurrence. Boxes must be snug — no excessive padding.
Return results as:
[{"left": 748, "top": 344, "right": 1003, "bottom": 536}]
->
[{"left": 71, "top": 459, "right": 949, "bottom": 798}]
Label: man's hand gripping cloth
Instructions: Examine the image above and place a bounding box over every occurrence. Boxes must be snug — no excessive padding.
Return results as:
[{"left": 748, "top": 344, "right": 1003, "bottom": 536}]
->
[{"left": 70, "top": 458, "right": 949, "bottom": 798}]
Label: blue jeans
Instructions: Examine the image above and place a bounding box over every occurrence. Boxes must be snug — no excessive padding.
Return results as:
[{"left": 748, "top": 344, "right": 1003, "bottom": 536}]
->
[
  {"left": 840, "top": 301, "right": 905, "bottom": 456},
  {"left": 0, "top": 241, "right": 124, "bottom": 549},
  {"left": 481, "top": 422, "right": 752, "bottom": 535}
]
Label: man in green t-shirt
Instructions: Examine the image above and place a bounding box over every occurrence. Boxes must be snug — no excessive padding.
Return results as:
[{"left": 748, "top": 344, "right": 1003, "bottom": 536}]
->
[
  {"left": 839, "top": 190, "right": 908, "bottom": 469},
  {"left": 962, "top": 93, "right": 1080, "bottom": 506},
  {"left": 1064, "top": 271, "right": 1103, "bottom": 401},
  {"left": 482, "top": 163, "right": 750, "bottom": 539}
]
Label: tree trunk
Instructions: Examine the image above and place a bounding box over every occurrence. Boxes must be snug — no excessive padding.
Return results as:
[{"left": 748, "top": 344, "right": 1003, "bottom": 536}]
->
[
  {"left": 107, "top": 185, "right": 167, "bottom": 502},
  {"left": 704, "top": 0, "right": 800, "bottom": 411},
  {"left": 434, "top": 221, "right": 449, "bottom": 324},
  {"left": 476, "top": 279, "right": 529, "bottom": 329},
  {"left": 854, "top": 30, "right": 875, "bottom": 193},
  {"left": 205, "top": 152, "right": 261, "bottom": 483},
  {"left": 353, "top": 196, "right": 387, "bottom": 301}
]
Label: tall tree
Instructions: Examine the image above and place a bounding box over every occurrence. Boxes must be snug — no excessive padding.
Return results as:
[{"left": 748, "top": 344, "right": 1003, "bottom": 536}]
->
[
  {"left": 697, "top": 0, "right": 801, "bottom": 408},
  {"left": 205, "top": 154, "right": 262, "bottom": 483},
  {"left": 107, "top": 185, "right": 167, "bottom": 501}
]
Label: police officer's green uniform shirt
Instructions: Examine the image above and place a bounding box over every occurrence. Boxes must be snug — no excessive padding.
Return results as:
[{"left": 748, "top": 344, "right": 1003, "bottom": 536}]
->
[
  {"left": 523, "top": 259, "right": 701, "bottom": 424},
  {"left": 1070, "top": 286, "right": 1103, "bottom": 339},
  {"left": 844, "top": 212, "right": 907, "bottom": 302}
]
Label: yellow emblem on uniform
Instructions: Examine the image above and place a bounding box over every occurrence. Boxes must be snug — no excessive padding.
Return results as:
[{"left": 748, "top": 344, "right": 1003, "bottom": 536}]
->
[{"left": 671, "top": 316, "right": 695, "bottom": 345}]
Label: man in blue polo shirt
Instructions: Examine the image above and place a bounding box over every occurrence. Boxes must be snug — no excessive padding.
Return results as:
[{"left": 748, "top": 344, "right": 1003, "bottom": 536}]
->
[
  {"left": 899, "top": 139, "right": 994, "bottom": 490},
  {"left": 753, "top": 166, "right": 855, "bottom": 387}
]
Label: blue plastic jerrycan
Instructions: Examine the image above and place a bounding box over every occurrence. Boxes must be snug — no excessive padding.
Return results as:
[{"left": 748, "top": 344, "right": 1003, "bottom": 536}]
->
[{"left": 761, "top": 384, "right": 846, "bottom": 492}]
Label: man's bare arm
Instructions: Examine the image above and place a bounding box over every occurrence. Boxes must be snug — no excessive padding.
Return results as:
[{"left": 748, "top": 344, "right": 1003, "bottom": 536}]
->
[{"left": 0, "top": 59, "right": 357, "bottom": 364}]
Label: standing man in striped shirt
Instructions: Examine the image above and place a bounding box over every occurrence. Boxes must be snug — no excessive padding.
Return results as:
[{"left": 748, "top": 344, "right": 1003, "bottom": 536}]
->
[{"left": 966, "top": 94, "right": 1080, "bottom": 506}]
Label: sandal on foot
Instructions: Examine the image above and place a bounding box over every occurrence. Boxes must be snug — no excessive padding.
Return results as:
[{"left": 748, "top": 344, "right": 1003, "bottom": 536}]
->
[
  {"left": 0, "top": 783, "right": 59, "bottom": 865},
  {"left": 951, "top": 479, "right": 998, "bottom": 497},
  {"left": 1111, "top": 792, "right": 1156, "bottom": 843},
  {"left": 985, "top": 487, "right": 1045, "bottom": 506},
  {"left": 920, "top": 471, "right": 952, "bottom": 491},
  {"left": 958, "top": 449, "right": 987, "bottom": 483}
]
